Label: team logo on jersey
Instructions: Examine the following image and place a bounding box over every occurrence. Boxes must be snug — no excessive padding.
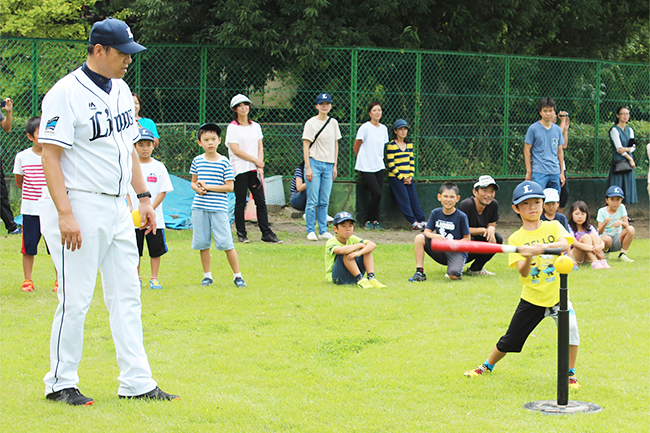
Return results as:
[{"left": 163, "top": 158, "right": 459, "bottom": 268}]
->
[
  {"left": 45, "top": 117, "right": 60, "bottom": 133},
  {"left": 552, "top": 138, "right": 559, "bottom": 146},
  {"left": 89, "top": 102, "right": 96, "bottom": 110},
  {"left": 89, "top": 108, "right": 134, "bottom": 142}
]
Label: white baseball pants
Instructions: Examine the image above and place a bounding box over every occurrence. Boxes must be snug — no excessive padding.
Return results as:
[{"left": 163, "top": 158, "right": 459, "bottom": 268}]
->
[{"left": 40, "top": 190, "right": 157, "bottom": 396}]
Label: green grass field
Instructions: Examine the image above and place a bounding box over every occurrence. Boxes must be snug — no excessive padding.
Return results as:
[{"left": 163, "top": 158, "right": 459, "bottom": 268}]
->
[{"left": 1, "top": 229, "right": 648, "bottom": 432}]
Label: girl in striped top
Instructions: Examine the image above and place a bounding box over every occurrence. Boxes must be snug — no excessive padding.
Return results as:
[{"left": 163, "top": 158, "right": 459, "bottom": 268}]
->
[{"left": 386, "top": 119, "right": 426, "bottom": 230}]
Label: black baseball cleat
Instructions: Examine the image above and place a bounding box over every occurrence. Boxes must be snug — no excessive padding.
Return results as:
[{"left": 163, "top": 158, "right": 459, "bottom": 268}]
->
[
  {"left": 119, "top": 386, "right": 180, "bottom": 401},
  {"left": 46, "top": 388, "right": 94, "bottom": 406}
]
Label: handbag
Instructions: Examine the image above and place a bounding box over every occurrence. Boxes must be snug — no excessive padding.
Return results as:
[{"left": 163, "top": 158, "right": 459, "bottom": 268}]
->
[{"left": 613, "top": 160, "right": 633, "bottom": 174}]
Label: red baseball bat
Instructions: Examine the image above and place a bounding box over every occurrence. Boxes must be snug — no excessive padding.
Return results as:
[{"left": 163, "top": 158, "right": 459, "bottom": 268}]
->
[{"left": 430, "top": 240, "right": 564, "bottom": 256}]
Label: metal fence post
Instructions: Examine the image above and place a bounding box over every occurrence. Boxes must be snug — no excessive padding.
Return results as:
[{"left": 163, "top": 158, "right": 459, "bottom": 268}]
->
[
  {"left": 501, "top": 57, "right": 511, "bottom": 176},
  {"left": 349, "top": 48, "right": 359, "bottom": 179},
  {"left": 31, "top": 40, "right": 39, "bottom": 116},
  {"left": 133, "top": 51, "right": 141, "bottom": 94},
  {"left": 414, "top": 52, "right": 422, "bottom": 177},
  {"left": 199, "top": 46, "right": 208, "bottom": 124},
  {"left": 594, "top": 62, "right": 602, "bottom": 175}
]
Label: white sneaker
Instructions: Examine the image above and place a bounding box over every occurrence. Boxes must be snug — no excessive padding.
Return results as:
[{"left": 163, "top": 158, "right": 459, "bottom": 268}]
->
[
  {"left": 326, "top": 214, "right": 334, "bottom": 222},
  {"left": 465, "top": 268, "right": 496, "bottom": 276},
  {"left": 318, "top": 232, "right": 333, "bottom": 240},
  {"left": 307, "top": 232, "right": 318, "bottom": 241}
]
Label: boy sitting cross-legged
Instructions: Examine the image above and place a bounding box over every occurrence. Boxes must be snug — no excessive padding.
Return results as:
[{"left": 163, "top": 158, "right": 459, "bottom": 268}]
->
[{"left": 324, "top": 211, "right": 386, "bottom": 289}]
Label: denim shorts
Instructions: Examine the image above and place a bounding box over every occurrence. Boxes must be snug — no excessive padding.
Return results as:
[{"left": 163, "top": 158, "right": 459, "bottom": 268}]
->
[{"left": 191, "top": 209, "right": 235, "bottom": 251}]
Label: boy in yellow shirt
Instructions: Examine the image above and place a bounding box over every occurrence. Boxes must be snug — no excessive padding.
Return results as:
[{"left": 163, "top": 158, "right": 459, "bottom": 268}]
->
[
  {"left": 464, "top": 181, "right": 581, "bottom": 389},
  {"left": 324, "top": 211, "right": 386, "bottom": 289}
]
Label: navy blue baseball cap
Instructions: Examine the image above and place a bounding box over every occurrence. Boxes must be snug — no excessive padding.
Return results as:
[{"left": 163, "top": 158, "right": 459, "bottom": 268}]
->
[
  {"left": 138, "top": 128, "right": 155, "bottom": 142},
  {"left": 392, "top": 119, "right": 409, "bottom": 130},
  {"left": 332, "top": 211, "right": 355, "bottom": 226},
  {"left": 315, "top": 93, "right": 333, "bottom": 104},
  {"left": 197, "top": 122, "right": 222, "bottom": 139},
  {"left": 89, "top": 18, "right": 146, "bottom": 54},
  {"left": 512, "top": 180, "right": 545, "bottom": 205},
  {"left": 605, "top": 185, "right": 625, "bottom": 198}
]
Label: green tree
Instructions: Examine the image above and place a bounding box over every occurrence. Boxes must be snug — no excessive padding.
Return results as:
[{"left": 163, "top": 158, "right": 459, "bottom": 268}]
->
[{"left": 1, "top": 0, "right": 99, "bottom": 39}]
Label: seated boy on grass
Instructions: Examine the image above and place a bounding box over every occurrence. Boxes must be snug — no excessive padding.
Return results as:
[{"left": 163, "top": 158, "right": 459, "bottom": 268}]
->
[
  {"left": 410, "top": 182, "right": 470, "bottom": 281},
  {"left": 325, "top": 211, "right": 386, "bottom": 289}
]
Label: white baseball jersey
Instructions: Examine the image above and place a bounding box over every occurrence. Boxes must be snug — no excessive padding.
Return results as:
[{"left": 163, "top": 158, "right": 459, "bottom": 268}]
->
[
  {"left": 39, "top": 67, "right": 140, "bottom": 196},
  {"left": 128, "top": 158, "right": 173, "bottom": 229},
  {"left": 13, "top": 148, "right": 47, "bottom": 215}
]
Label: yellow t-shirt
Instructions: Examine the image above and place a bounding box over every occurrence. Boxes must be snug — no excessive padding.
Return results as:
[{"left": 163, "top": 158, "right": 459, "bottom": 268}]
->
[
  {"left": 508, "top": 220, "right": 574, "bottom": 307},
  {"left": 324, "top": 235, "right": 366, "bottom": 282}
]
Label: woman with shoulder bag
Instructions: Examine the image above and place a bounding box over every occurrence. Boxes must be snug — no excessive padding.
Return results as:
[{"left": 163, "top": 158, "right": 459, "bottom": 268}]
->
[{"left": 608, "top": 106, "right": 638, "bottom": 204}]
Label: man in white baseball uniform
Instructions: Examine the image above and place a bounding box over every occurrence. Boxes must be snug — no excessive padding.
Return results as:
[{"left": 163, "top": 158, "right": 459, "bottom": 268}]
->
[{"left": 39, "top": 18, "right": 178, "bottom": 405}]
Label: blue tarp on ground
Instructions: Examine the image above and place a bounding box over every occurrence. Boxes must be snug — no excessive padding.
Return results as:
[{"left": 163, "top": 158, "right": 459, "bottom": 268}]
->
[{"left": 163, "top": 175, "right": 235, "bottom": 230}]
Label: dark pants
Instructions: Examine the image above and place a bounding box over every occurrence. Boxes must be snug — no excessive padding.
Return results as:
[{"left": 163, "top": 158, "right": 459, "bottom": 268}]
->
[
  {"left": 388, "top": 176, "right": 425, "bottom": 224},
  {"left": 234, "top": 171, "right": 272, "bottom": 237},
  {"left": 0, "top": 160, "right": 17, "bottom": 233},
  {"left": 359, "top": 170, "right": 384, "bottom": 223},
  {"left": 466, "top": 233, "right": 504, "bottom": 271}
]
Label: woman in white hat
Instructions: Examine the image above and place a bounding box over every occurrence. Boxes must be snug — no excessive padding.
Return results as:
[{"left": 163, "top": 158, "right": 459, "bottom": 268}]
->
[{"left": 225, "top": 94, "right": 281, "bottom": 243}]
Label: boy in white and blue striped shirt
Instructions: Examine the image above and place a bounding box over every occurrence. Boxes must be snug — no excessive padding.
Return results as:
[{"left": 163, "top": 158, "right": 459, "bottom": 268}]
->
[{"left": 190, "top": 123, "right": 246, "bottom": 288}]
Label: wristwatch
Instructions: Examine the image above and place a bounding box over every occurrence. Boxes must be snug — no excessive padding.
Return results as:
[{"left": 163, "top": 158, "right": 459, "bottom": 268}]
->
[{"left": 137, "top": 191, "right": 152, "bottom": 199}]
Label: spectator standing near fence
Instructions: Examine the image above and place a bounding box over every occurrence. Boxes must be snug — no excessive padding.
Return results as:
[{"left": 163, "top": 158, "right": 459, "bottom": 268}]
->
[
  {"left": 1, "top": 97, "right": 20, "bottom": 234},
  {"left": 354, "top": 102, "right": 389, "bottom": 230},
  {"left": 132, "top": 93, "right": 160, "bottom": 147},
  {"left": 226, "top": 94, "right": 281, "bottom": 244},
  {"left": 608, "top": 106, "right": 638, "bottom": 204},
  {"left": 524, "top": 97, "right": 565, "bottom": 193},
  {"left": 302, "top": 93, "right": 341, "bottom": 241},
  {"left": 555, "top": 110, "right": 570, "bottom": 213}
]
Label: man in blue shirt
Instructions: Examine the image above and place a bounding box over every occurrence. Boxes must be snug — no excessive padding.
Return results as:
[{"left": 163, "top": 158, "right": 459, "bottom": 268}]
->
[{"left": 524, "top": 97, "right": 565, "bottom": 193}]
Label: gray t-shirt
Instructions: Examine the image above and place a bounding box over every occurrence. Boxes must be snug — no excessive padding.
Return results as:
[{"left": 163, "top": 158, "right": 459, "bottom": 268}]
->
[{"left": 302, "top": 116, "right": 342, "bottom": 164}]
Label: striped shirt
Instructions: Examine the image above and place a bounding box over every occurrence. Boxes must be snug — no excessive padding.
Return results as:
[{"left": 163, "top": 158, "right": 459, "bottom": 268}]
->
[
  {"left": 13, "top": 148, "right": 47, "bottom": 215},
  {"left": 290, "top": 165, "right": 304, "bottom": 199},
  {"left": 385, "top": 140, "right": 414, "bottom": 179},
  {"left": 190, "top": 154, "right": 234, "bottom": 212}
]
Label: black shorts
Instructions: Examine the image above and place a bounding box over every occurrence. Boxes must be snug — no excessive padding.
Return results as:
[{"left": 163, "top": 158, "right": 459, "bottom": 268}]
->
[
  {"left": 21, "top": 214, "right": 49, "bottom": 256},
  {"left": 423, "top": 239, "right": 467, "bottom": 278},
  {"left": 496, "top": 298, "right": 549, "bottom": 353},
  {"left": 135, "top": 228, "right": 168, "bottom": 258}
]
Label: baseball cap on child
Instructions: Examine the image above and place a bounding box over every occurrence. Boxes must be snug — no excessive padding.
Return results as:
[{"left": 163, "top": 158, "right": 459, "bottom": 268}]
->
[
  {"left": 197, "top": 122, "right": 222, "bottom": 139},
  {"left": 333, "top": 211, "right": 355, "bottom": 226},
  {"left": 605, "top": 185, "right": 625, "bottom": 198},
  {"left": 474, "top": 175, "right": 499, "bottom": 190},
  {"left": 89, "top": 18, "right": 146, "bottom": 54},
  {"left": 543, "top": 188, "right": 560, "bottom": 203},
  {"left": 392, "top": 119, "right": 409, "bottom": 130},
  {"left": 230, "top": 94, "right": 252, "bottom": 108},
  {"left": 138, "top": 128, "right": 155, "bottom": 142},
  {"left": 512, "top": 181, "right": 545, "bottom": 205},
  {"left": 315, "top": 93, "right": 333, "bottom": 104}
]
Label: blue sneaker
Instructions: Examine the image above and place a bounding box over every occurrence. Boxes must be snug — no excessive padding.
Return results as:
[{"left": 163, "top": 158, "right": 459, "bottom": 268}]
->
[
  {"left": 234, "top": 276, "right": 246, "bottom": 288},
  {"left": 149, "top": 278, "right": 162, "bottom": 289},
  {"left": 9, "top": 227, "right": 22, "bottom": 235},
  {"left": 201, "top": 277, "right": 213, "bottom": 286}
]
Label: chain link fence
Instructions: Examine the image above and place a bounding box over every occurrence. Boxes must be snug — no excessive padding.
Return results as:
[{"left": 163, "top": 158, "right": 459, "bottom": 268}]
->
[{"left": 2, "top": 37, "right": 649, "bottom": 180}]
